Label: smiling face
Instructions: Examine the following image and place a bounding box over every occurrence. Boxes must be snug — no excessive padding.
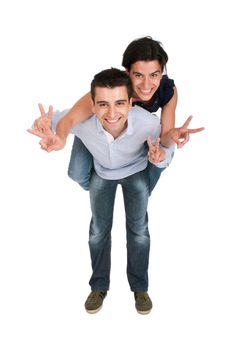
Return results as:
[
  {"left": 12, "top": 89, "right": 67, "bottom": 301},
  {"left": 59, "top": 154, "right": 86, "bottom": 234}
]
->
[
  {"left": 92, "top": 86, "right": 132, "bottom": 138},
  {"left": 128, "top": 60, "right": 163, "bottom": 102}
]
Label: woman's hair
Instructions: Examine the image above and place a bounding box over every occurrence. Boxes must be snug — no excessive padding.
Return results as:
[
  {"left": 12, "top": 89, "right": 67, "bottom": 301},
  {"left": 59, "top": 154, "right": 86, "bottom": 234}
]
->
[{"left": 122, "top": 36, "right": 168, "bottom": 72}]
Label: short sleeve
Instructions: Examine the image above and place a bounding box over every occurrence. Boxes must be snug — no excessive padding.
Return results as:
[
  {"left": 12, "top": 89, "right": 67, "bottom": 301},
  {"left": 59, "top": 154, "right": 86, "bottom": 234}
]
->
[{"left": 157, "top": 75, "right": 175, "bottom": 108}]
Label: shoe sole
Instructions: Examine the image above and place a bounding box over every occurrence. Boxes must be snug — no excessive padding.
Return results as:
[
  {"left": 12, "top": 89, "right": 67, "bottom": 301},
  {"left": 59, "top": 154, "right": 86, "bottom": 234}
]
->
[
  {"left": 136, "top": 309, "right": 151, "bottom": 315},
  {"left": 85, "top": 305, "right": 103, "bottom": 314}
]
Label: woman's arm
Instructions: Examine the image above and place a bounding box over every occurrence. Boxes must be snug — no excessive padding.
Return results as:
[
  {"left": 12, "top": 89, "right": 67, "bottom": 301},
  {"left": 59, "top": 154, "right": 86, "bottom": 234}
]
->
[
  {"left": 160, "top": 87, "right": 204, "bottom": 148},
  {"left": 55, "top": 92, "right": 93, "bottom": 142},
  {"left": 160, "top": 86, "right": 178, "bottom": 147}
]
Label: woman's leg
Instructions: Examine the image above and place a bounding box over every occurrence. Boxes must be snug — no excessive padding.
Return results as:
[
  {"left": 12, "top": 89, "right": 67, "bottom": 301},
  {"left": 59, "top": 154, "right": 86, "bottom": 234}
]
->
[{"left": 68, "top": 136, "right": 93, "bottom": 190}]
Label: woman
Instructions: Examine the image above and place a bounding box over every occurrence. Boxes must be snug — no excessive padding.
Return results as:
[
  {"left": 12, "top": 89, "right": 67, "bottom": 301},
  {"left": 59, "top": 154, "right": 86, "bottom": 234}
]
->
[{"left": 34, "top": 37, "right": 184, "bottom": 192}]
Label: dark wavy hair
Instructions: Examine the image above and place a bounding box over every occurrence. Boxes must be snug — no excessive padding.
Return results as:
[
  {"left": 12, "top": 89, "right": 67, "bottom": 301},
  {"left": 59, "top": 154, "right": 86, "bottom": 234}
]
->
[
  {"left": 122, "top": 36, "right": 168, "bottom": 72},
  {"left": 91, "top": 68, "right": 133, "bottom": 102}
]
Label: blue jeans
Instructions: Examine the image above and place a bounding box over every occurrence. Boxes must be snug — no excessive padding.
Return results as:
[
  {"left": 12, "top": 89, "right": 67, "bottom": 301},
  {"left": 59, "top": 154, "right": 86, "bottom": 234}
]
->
[
  {"left": 68, "top": 136, "right": 93, "bottom": 190},
  {"left": 68, "top": 136, "right": 165, "bottom": 193},
  {"left": 147, "top": 162, "right": 165, "bottom": 193},
  {"left": 88, "top": 169, "right": 150, "bottom": 292}
]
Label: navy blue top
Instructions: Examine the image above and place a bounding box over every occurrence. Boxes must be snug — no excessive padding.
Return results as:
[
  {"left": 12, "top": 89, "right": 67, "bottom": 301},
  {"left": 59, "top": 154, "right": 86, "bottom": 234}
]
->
[{"left": 133, "top": 75, "right": 175, "bottom": 113}]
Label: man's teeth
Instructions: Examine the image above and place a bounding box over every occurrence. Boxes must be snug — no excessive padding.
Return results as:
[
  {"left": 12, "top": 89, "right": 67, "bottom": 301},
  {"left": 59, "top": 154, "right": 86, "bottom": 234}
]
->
[{"left": 106, "top": 118, "right": 119, "bottom": 124}]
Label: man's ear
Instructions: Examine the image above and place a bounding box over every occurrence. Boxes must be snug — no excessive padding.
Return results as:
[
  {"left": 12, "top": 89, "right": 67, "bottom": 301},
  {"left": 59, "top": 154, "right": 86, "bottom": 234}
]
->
[
  {"left": 129, "top": 97, "right": 133, "bottom": 110},
  {"left": 91, "top": 101, "right": 95, "bottom": 114},
  {"left": 125, "top": 69, "right": 130, "bottom": 76}
]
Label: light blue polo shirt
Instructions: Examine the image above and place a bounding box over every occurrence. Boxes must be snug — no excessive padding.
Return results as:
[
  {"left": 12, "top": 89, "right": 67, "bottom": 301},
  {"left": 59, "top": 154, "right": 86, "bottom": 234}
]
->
[{"left": 52, "top": 106, "right": 174, "bottom": 180}]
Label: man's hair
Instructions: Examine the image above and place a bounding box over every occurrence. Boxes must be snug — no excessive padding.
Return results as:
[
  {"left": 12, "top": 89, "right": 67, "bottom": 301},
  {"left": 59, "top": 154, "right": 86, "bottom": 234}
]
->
[
  {"left": 122, "top": 36, "right": 168, "bottom": 72},
  {"left": 90, "top": 68, "right": 133, "bottom": 102}
]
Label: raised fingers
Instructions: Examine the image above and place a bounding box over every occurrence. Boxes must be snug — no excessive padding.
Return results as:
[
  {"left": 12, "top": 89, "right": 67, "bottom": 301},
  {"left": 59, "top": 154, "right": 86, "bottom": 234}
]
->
[
  {"left": 187, "top": 127, "right": 205, "bottom": 134},
  {"left": 47, "top": 105, "right": 53, "bottom": 119},
  {"left": 147, "top": 136, "right": 153, "bottom": 149},
  {"left": 182, "top": 115, "right": 193, "bottom": 129},
  {"left": 27, "top": 128, "right": 46, "bottom": 138},
  {"left": 38, "top": 103, "right": 46, "bottom": 117},
  {"left": 155, "top": 137, "right": 160, "bottom": 148}
]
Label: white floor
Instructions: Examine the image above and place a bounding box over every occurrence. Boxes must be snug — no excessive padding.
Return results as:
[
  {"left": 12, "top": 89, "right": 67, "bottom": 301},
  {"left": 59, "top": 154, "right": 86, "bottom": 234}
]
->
[{"left": 1, "top": 144, "right": 226, "bottom": 349}]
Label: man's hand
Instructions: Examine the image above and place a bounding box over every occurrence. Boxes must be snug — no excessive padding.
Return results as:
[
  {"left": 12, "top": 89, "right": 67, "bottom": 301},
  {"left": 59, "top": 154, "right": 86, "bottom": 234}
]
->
[
  {"left": 169, "top": 116, "right": 205, "bottom": 148},
  {"left": 27, "top": 127, "right": 66, "bottom": 152},
  {"left": 27, "top": 103, "right": 66, "bottom": 152},
  {"left": 147, "top": 136, "right": 166, "bottom": 164},
  {"left": 32, "top": 103, "right": 53, "bottom": 135},
  {"left": 39, "top": 134, "right": 66, "bottom": 152}
]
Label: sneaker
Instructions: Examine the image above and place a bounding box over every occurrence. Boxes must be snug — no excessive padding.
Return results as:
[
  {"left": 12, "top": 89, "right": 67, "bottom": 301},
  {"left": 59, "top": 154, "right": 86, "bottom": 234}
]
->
[
  {"left": 85, "top": 290, "right": 107, "bottom": 314},
  {"left": 134, "top": 292, "right": 153, "bottom": 315}
]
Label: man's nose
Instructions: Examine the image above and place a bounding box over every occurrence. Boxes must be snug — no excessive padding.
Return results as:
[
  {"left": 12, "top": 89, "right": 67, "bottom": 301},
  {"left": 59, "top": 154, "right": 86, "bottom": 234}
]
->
[{"left": 108, "top": 106, "right": 117, "bottom": 119}]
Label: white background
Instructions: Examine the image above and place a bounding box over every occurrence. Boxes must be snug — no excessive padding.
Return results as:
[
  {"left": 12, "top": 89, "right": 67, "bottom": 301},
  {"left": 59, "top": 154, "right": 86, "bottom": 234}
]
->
[{"left": 0, "top": 0, "right": 226, "bottom": 349}]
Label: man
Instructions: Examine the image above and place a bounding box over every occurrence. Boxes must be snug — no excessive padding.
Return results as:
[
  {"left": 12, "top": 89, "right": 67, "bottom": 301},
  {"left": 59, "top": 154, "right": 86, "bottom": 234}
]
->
[
  {"left": 33, "top": 37, "right": 199, "bottom": 193},
  {"left": 28, "top": 68, "right": 203, "bottom": 314}
]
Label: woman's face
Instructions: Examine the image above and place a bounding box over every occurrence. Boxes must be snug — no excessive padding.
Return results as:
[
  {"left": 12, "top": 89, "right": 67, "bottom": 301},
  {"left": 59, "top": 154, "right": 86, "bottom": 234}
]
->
[{"left": 128, "top": 60, "right": 163, "bottom": 102}]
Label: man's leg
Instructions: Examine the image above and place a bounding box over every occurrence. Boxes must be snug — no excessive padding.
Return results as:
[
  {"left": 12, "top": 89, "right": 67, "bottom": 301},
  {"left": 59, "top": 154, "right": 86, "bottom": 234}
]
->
[
  {"left": 121, "top": 169, "right": 152, "bottom": 314},
  {"left": 121, "top": 169, "right": 150, "bottom": 292},
  {"left": 88, "top": 172, "right": 117, "bottom": 291},
  {"left": 68, "top": 136, "right": 93, "bottom": 190}
]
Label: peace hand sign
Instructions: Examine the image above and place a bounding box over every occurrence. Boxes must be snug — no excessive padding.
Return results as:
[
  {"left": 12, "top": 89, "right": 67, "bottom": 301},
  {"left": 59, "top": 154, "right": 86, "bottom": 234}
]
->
[
  {"left": 170, "top": 116, "right": 205, "bottom": 148},
  {"left": 27, "top": 103, "right": 66, "bottom": 152},
  {"left": 147, "top": 136, "right": 166, "bottom": 164},
  {"left": 31, "top": 103, "right": 53, "bottom": 136}
]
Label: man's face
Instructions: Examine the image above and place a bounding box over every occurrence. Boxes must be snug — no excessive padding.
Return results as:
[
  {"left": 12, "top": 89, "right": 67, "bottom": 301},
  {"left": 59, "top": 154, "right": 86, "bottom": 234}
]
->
[
  {"left": 128, "top": 60, "right": 163, "bottom": 102},
  {"left": 92, "top": 86, "right": 132, "bottom": 138}
]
